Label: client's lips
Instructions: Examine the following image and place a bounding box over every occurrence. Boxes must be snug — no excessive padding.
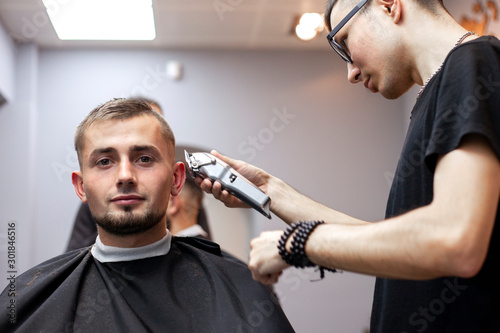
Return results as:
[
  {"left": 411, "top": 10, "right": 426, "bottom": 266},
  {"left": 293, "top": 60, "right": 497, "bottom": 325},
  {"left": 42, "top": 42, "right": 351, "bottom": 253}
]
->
[{"left": 111, "top": 195, "right": 145, "bottom": 205}]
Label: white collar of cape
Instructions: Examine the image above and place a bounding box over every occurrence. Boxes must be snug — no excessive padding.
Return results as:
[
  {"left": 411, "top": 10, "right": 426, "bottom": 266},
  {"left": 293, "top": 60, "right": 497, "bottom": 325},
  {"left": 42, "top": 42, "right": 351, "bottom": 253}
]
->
[
  {"left": 91, "top": 230, "right": 172, "bottom": 263},
  {"left": 175, "top": 224, "right": 208, "bottom": 238}
]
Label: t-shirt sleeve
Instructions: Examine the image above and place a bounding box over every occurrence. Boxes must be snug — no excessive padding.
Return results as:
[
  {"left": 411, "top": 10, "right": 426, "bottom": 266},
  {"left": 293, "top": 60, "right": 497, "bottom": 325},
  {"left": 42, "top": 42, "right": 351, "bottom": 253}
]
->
[{"left": 425, "top": 37, "right": 500, "bottom": 170}]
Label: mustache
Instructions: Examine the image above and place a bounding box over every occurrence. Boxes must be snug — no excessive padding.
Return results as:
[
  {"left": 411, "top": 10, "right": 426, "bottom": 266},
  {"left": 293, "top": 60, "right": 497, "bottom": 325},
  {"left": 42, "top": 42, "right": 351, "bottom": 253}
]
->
[
  {"left": 118, "top": 186, "right": 136, "bottom": 195},
  {"left": 108, "top": 186, "right": 148, "bottom": 201}
]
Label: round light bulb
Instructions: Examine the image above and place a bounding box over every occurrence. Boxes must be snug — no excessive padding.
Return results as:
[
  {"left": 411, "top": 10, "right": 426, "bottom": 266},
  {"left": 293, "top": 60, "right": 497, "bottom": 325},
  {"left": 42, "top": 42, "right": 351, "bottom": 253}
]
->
[
  {"left": 295, "top": 24, "right": 317, "bottom": 41},
  {"left": 295, "top": 12, "right": 324, "bottom": 41},
  {"left": 300, "top": 13, "right": 323, "bottom": 29}
]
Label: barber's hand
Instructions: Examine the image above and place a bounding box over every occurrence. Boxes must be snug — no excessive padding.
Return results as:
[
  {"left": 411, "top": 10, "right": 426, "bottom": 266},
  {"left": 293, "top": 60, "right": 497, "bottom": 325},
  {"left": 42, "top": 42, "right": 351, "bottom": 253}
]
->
[
  {"left": 196, "top": 150, "right": 270, "bottom": 209},
  {"left": 248, "top": 231, "right": 290, "bottom": 284}
]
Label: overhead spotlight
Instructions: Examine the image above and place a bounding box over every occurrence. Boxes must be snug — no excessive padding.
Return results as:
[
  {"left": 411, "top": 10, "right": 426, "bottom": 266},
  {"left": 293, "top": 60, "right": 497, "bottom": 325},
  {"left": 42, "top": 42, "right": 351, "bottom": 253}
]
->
[{"left": 295, "top": 12, "right": 325, "bottom": 41}]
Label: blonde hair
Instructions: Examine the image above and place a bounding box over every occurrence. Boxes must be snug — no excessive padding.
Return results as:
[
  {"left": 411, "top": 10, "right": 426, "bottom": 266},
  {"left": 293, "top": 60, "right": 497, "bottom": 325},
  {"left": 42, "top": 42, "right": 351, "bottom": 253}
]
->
[{"left": 74, "top": 98, "right": 175, "bottom": 168}]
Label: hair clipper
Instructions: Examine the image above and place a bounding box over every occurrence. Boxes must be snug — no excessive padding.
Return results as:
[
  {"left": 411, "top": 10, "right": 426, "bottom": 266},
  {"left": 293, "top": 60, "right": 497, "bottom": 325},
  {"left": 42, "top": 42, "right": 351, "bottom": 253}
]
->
[{"left": 184, "top": 151, "right": 271, "bottom": 219}]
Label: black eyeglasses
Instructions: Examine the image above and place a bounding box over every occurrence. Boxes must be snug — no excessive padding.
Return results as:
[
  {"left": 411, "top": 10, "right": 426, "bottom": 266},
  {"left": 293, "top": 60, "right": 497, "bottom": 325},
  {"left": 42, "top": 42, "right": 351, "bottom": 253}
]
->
[{"left": 326, "top": 0, "right": 369, "bottom": 63}]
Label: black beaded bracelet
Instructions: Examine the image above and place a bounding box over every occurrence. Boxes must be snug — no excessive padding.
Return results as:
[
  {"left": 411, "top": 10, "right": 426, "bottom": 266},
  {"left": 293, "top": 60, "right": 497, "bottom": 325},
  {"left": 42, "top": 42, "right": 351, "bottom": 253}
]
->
[
  {"left": 278, "top": 223, "right": 299, "bottom": 266},
  {"left": 277, "top": 221, "right": 337, "bottom": 280},
  {"left": 289, "top": 221, "right": 324, "bottom": 268}
]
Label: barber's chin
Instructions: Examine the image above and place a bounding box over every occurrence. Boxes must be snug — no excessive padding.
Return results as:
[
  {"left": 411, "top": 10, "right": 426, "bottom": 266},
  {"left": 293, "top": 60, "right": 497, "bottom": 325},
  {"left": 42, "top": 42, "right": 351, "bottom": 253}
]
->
[
  {"left": 380, "top": 87, "right": 405, "bottom": 100},
  {"left": 381, "top": 81, "right": 415, "bottom": 100}
]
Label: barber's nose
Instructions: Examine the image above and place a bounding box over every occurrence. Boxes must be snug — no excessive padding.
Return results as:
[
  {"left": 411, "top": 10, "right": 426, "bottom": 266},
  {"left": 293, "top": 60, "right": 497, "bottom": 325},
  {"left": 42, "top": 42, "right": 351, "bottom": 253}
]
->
[
  {"left": 347, "top": 62, "right": 362, "bottom": 84},
  {"left": 117, "top": 161, "right": 136, "bottom": 185}
]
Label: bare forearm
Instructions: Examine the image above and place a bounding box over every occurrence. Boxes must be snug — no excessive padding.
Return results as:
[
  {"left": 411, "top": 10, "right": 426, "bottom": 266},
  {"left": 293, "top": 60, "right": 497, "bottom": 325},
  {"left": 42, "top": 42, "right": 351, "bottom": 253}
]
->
[{"left": 305, "top": 204, "right": 487, "bottom": 280}]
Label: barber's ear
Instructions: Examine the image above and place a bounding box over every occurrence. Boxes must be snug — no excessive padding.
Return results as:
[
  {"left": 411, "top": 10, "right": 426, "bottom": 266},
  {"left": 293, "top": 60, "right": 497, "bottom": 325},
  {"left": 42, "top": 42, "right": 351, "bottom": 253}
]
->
[
  {"left": 170, "top": 162, "right": 186, "bottom": 196},
  {"left": 72, "top": 171, "right": 88, "bottom": 203},
  {"left": 378, "top": 0, "right": 401, "bottom": 23}
]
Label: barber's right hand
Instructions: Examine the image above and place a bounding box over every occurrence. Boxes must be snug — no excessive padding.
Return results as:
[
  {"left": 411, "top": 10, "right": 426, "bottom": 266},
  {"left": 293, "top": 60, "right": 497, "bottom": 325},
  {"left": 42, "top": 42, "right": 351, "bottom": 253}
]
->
[{"left": 195, "top": 150, "right": 271, "bottom": 209}]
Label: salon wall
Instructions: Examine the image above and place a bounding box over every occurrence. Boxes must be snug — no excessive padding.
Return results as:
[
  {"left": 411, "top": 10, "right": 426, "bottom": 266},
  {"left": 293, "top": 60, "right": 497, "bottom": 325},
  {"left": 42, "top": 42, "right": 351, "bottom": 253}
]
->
[{"left": 0, "top": 42, "right": 39, "bottom": 297}]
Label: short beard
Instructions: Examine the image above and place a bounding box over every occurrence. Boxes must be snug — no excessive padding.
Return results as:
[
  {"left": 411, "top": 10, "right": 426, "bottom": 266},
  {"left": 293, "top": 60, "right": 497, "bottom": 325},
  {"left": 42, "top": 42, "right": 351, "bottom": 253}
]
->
[{"left": 94, "top": 208, "right": 165, "bottom": 236}]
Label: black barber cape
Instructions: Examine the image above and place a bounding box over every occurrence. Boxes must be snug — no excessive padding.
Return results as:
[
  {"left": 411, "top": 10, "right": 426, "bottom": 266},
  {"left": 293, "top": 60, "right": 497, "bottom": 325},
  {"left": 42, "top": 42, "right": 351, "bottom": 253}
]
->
[{"left": 1, "top": 236, "right": 294, "bottom": 333}]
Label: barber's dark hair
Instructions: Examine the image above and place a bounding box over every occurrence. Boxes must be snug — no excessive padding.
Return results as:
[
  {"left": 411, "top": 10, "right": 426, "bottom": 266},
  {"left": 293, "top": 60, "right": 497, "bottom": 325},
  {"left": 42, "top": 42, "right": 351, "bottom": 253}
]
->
[
  {"left": 324, "top": 0, "right": 446, "bottom": 31},
  {"left": 74, "top": 98, "right": 175, "bottom": 168},
  {"left": 324, "top": 0, "right": 368, "bottom": 31}
]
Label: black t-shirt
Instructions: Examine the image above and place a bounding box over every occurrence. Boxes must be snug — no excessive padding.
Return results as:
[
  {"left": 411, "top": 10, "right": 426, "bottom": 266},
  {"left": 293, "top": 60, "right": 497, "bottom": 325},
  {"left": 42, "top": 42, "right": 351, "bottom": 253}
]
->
[{"left": 371, "top": 36, "right": 500, "bottom": 332}]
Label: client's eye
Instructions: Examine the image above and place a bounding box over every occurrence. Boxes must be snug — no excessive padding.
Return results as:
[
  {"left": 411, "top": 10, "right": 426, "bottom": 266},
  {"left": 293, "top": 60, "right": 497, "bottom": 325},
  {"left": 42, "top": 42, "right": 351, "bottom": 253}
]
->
[{"left": 98, "top": 159, "right": 111, "bottom": 166}]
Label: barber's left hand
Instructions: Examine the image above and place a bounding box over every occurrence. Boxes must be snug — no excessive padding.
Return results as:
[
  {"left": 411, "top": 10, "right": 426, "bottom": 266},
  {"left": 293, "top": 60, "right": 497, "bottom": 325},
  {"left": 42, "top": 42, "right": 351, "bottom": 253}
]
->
[{"left": 248, "top": 230, "right": 290, "bottom": 284}]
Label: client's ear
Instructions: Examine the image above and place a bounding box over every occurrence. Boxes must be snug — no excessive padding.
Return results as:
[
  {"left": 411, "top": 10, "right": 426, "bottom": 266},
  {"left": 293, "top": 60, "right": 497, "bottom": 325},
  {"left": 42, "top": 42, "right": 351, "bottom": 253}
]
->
[
  {"left": 171, "top": 162, "right": 186, "bottom": 196},
  {"left": 72, "top": 170, "right": 88, "bottom": 203}
]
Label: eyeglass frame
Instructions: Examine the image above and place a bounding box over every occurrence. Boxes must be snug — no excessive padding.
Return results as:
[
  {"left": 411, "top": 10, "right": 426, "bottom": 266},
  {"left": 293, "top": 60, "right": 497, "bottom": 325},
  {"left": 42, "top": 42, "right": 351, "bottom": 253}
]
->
[{"left": 326, "top": 0, "right": 369, "bottom": 63}]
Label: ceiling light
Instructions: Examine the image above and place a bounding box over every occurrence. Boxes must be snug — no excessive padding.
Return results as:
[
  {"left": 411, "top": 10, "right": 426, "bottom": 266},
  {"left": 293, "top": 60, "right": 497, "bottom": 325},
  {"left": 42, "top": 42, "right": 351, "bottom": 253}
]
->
[
  {"left": 295, "top": 13, "right": 324, "bottom": 41},
  {"left": 42, "top": 0, "right": 156, "bottom": 40}
]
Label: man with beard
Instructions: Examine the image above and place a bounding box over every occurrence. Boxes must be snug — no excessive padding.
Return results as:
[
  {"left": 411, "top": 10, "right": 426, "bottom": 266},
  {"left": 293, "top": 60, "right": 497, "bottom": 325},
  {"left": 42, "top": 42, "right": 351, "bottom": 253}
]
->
[
  {"left": 0, "top": 98, "right": 294, "bottom": 333},
  {"left": 65, "top": 97, "right": 212, "bottom": 251}
]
